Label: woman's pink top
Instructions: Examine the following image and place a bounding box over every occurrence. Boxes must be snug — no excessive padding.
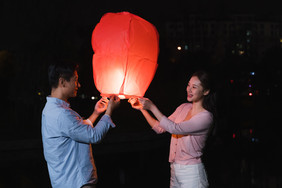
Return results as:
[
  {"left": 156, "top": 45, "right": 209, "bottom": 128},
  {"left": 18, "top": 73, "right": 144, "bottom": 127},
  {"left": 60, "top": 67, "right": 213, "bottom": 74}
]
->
[{"left": 152, "top": 103, "right": 213, "bottom": 165}]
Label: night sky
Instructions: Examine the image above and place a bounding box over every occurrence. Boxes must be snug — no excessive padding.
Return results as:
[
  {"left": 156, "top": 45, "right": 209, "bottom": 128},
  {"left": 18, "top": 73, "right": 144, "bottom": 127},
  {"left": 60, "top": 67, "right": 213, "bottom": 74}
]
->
[
  {"left": 1, "top": 0, "right": 281, "bottom": 50},
  {"left": 1, "top": 0, "right": 281, "bottom": 96}
]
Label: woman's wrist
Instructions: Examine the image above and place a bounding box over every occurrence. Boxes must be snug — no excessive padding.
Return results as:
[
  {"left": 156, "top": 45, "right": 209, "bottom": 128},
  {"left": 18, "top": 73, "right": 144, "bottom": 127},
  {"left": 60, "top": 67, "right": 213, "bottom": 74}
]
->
[
  {"left": 150, "top": 104, "right": 158, "bottom": 113},
  {"left": 151, "top": 105, "right": 164, "bottom": 121}
]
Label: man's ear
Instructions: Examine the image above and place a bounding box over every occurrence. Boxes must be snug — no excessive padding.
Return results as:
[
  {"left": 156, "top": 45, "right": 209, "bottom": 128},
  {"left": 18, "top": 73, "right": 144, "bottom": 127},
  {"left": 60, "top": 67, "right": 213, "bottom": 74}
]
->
[
  {"left": 58, "top": 77, "right": 65, "bottom": 87},
  {"left": 203, "top": 89, "right": 210, "bottom": 96}
]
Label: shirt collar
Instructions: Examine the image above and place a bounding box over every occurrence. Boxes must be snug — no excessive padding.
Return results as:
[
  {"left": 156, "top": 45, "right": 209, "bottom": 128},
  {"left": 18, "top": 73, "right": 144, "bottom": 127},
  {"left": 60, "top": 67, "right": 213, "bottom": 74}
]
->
[{"left": 46, "top": 96, "right": 70, "bottom": 108}]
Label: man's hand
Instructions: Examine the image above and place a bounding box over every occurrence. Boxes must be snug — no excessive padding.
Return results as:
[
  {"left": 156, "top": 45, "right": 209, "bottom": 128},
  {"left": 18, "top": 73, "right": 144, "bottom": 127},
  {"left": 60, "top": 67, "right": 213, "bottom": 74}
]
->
[
  {"left": 94, "top": 97, "right": 109, "bottom": 115},
  {"left": 105, "top": 95, "right": 120, "bottom": 116}
]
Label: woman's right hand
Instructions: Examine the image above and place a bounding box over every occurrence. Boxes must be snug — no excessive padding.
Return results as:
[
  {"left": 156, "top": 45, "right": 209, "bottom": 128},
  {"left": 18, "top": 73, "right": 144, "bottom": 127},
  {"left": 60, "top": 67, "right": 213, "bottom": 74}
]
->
[
  {"left": 128, "top": 98, "right": 143, "bottom": 110},
  {"left": 138, "top": 98, "right": 155, "bottom": 111}
]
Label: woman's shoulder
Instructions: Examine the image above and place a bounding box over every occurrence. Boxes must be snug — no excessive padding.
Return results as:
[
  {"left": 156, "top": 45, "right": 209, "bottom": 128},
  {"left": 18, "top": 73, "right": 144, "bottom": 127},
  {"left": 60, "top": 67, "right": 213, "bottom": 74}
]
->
[{"left": 198, "top": 110, "right": 213, "bottom": 121}]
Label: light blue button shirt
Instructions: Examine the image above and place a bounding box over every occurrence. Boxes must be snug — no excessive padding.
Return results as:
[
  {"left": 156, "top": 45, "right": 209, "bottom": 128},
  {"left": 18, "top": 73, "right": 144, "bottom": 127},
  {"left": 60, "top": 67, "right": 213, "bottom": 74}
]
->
[{"left": 41, "top": 97, "right": 115, "bottom": 188}]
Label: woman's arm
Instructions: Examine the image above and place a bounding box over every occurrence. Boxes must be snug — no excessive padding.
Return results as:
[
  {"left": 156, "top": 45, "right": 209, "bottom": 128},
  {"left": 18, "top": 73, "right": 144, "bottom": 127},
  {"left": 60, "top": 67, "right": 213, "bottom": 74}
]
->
[
  {"left": 128, "top": 98, "right": 158, "bottom": 127},
  {"left": 139, "top": 98, "right": 211, "bottom": 135},
  {"left": 159, "top": 112, "right": 213, "bottom": 135},
  {"left": 128, "top": 98, "right": 165, "bottom": 133},
  {"left": 140, "top": 109, "right": 158, "bottom": 128},
  {"left": 138, "top": 98, "right": 164, "bottom": 121}
]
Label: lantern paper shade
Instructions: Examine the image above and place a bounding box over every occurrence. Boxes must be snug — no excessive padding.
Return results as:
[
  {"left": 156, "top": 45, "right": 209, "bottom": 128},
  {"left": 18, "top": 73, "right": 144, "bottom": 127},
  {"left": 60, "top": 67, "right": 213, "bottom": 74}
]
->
[{"left": 91, "top": 12, "right": 159, "bottom": 99}]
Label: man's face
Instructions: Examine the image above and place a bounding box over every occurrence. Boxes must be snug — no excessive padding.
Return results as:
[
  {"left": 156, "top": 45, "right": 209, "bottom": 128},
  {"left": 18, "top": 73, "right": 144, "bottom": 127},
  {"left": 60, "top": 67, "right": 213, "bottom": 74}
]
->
[{"left": 64, "top": 71, "right": 80, "bottom": 98}]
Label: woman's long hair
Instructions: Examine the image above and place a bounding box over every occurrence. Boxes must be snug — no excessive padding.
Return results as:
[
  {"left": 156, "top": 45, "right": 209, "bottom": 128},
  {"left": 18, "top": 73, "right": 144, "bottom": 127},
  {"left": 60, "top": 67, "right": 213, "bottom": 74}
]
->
[
  {"left": 192, "top": 70, "right": 218, "bottom": 167},
  {"left": 192, "top": 70, "right": 217, "bottom": 118}
]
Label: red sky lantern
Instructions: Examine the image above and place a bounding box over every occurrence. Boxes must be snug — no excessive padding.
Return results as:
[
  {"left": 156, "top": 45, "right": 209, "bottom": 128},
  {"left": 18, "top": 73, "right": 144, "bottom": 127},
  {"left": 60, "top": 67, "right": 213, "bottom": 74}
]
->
[{"left": 91, "top": 12, "right": 159, "bottom": 99}]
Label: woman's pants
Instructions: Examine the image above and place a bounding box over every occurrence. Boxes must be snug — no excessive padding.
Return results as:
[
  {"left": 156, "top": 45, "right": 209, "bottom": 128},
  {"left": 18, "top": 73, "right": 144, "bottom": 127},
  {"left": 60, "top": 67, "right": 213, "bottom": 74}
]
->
[{"left": 170, "top": 162, "right": 209, "bottom": 188}]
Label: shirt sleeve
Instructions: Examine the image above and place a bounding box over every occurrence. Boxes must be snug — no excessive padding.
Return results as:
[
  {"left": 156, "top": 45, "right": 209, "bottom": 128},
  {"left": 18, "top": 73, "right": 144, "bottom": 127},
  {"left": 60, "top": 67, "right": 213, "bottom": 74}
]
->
[
  {"left": 152, "top": 104, "right": 187, "bottom": 134},
  {"left": 83, "top": 119, "right": 93, "bottom": 127},
  {"left": 59, "top": 109, "right": 115, "bottom": 144},
  {"left": 159, "top": 111, "right": 213, "bottom": 135}
]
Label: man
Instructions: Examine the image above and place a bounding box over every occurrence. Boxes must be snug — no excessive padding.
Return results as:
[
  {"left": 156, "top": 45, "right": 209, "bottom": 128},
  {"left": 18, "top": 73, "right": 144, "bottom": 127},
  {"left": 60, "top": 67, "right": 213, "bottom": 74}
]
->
[{"left": 41, "top": 60, "right": 120, "bottom": 188}]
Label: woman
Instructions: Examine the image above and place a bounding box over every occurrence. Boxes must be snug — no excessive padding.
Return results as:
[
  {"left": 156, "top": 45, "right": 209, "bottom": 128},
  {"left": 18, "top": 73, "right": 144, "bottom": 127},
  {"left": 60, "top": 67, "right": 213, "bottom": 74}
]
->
[{"left": 129, "top": 70, "right": 216, "bottom": 188}]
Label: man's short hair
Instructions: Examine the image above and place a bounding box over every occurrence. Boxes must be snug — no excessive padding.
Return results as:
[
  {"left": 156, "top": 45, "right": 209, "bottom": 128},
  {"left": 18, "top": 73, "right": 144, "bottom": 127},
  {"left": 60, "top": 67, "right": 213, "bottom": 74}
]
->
[{"left": 48, "top": 59, "right": 79, "bottom": 88}]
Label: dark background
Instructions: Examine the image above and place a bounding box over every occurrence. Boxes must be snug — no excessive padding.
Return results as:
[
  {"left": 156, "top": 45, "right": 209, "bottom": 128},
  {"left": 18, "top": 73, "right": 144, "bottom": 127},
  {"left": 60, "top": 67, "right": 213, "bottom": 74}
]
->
[{"left": 1, "top": 0, "right": 282, "bottom": 187}]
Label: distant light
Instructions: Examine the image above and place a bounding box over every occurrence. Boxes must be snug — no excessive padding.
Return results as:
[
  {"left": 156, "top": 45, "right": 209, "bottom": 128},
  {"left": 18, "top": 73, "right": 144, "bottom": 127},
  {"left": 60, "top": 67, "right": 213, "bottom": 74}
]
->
[
  {"left": 177, "top": 46, "right": 182, "bottom": 50},
  {"left": 280, "top": 38, "right": 282, "bottom": 43},
  {"left": 233, "top": 133, "right": 236, "bottom": 139},
  {"left": 250, "top": 71, "right": 255, "bottom": 76},
  {"left": 184, "top": 45, "right": 188, "bottom": 50},
  {"left": 249, "top": 92, "right": 253, "bottom": 96},
  {"left": 37, "top": 92, "right": 41, "bottom": 96},
  {"left": 239, "top": 50, "right": 244, "bottom": 55},
  {"left": 250, "top": 129, "right": 253, "bottom": 134},
  {"left": 249, "top": 84, "right": 252, "bottom": 88},
  {"left": 91, "top": 96, "right": 96, "bottom": 100}
]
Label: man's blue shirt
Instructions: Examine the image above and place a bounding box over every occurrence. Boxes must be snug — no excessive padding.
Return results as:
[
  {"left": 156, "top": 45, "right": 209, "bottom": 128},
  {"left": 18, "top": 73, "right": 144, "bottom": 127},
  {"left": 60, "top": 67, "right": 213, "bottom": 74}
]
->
[{"left": 41, "top": 97, "right": 115, "bottom": 188}]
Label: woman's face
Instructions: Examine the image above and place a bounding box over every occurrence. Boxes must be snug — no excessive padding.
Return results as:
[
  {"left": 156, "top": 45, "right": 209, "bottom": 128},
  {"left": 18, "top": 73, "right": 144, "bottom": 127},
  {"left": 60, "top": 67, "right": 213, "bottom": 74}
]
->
[{"left": 186, "top": 76, "right": 208, "bottom": 102}]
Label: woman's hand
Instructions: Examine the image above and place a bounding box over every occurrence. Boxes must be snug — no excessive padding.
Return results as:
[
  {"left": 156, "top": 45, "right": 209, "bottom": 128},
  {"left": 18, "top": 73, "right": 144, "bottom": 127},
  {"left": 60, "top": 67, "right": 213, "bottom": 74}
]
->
[
  {"left": 128, "top": 98, "right": 143, "bottom": 110},
  {"left": 138, "top": 98, "right": 154, "bottom": 111},
  {"left": 129, "top": 97, "right": 164, "bottom": 126}
]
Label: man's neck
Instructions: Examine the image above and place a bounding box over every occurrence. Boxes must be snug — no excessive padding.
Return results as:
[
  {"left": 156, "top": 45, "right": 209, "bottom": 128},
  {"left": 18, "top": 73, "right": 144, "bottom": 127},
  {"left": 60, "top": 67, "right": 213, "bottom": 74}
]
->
[{"left": 51, "top": 88, "right": 68, "bottom": 102}]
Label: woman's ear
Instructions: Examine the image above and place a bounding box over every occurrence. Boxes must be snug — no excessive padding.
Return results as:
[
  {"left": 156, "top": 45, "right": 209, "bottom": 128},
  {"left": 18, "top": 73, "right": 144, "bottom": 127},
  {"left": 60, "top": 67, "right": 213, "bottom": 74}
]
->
[{"left": 203, "top": 89, "right": 210, "bottom": 96}]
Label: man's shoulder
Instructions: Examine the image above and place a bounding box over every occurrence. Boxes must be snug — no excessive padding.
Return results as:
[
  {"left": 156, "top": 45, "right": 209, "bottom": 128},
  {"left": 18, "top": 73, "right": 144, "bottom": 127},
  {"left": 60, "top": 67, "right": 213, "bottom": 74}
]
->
[
  {"left": 43, "top": 101, "right": 70, "bottom": 122},
  {"left": 44, "top": 100, "right": 64, "bottom": 112}
]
